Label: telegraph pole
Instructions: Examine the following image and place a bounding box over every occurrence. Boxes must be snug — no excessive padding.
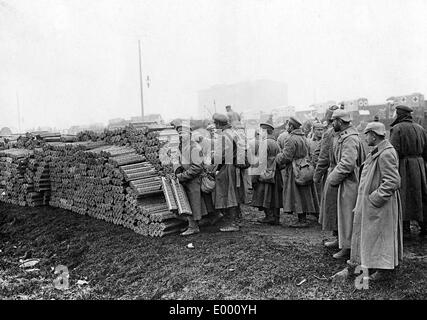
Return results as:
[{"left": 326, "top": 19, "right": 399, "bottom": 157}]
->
[{"left": 138, "top": 40, "right": 144, "bottom": 118}]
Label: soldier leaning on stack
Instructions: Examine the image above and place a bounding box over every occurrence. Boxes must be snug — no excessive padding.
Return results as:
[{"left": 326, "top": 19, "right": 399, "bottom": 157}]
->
[
  {"left": 325, "top": 110, "right": 366, "bottom": 259},
  {"left": 251, "top": 119, "right": 282, "bottom": 225},
  {"left": 389, "top": 104, "right": 427, "bottom": 238},
  {"left": 172, "top": 120, "right": 209, "bottom": 236},
  {"left": 275, "top": 117, "right": 319, "bottom": 228}
]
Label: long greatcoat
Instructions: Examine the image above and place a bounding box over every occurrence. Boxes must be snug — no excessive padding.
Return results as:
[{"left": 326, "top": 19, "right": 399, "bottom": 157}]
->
[
  {"left": 276, "top": 129, "right": 319, "bottom": 214},
  {"left": 233, "top": 127, "right": 249, "bottom": 204},
  {"left": 350, "top": 140, "right": 403, "bottom": 269},
  {"left": 251, "top": 134, "right": 282, "bottom": 209},
  {"left": 326, "top": 126, "right": 366, "bottom": 249},
  {"left": 315, "top": 127, "right": 339, "bottom": 231},
  {"left": 390, "top": 118, "right": 427, "bottom": 222},
  {"left": 309, "top": 137, "right": 322, "bottom": 203},
  {"left": 176, "top": 139, "right": 208, "bottom": 221},
  {"left": 213, "top": 126, "right": 240, "bottom": 210}
]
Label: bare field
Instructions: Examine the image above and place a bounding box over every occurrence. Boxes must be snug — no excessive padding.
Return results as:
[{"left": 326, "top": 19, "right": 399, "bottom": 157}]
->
[{"left": 0, "top": 203, "right": 426, "bottom": 300}]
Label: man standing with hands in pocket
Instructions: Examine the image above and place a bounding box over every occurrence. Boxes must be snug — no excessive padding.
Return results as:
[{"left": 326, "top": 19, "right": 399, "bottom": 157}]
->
[{"left": 325, "top": 110, "right": 365, "bottom": 259}]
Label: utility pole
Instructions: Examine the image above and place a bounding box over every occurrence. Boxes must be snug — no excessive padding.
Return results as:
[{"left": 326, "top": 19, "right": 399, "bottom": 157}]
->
[
  {"left": 16, "top": 92, "right": 21, "bottom": 133},
  {"left": 138, "top": 40, "right": 144, "bottom": 119}
]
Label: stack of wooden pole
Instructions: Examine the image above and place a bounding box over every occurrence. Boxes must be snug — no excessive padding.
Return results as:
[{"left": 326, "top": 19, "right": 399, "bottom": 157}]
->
[
  {"left": 1, "top": 132, "right": 193, "bottom": 237},
  {"left": 0, "top": 148, "right": 49, "bottom": 206},
  {"left": 75, "top": 125, "right": 169, "bottom": 174},
  {"left": 45, "top": 141, "right": 186, "bottom": 237}
]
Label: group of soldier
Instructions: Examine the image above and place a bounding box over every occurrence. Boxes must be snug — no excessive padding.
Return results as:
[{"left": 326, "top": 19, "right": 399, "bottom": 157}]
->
[{"left": 170, "top": 103, "right": 427, "bottom": 281}]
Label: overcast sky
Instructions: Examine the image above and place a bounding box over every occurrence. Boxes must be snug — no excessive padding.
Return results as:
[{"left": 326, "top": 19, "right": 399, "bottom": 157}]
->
[{"left": 1, "top": 0, "right": 427, "bottom": 131}]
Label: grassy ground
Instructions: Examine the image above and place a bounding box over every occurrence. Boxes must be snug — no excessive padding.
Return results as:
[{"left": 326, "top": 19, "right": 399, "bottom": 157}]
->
[{"left": 0, "top": 202, "right": 426, "bottom": 300}]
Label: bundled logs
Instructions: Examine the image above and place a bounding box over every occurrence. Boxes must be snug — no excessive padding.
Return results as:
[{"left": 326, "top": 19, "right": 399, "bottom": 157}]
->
[
  {"left": 170, "top": 178, "right": 193, "bottom": 215},
  {"left": 0, "top": 148, "right": 50, "bottom": 206},
  {"left": 75, "top": 125, "right": 174, "bottom": 174},
  {"left": 42, "top": 141, "right": 186, "bottom": 237},
  {"left": 0, "top": 125, "right": 192, "bottom": 237}
]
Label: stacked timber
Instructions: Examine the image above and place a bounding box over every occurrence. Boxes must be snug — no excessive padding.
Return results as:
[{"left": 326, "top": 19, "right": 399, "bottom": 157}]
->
[
  {"left": 0, "top": 148, "right": 49, "bottom": 206},
  {"left": 75, "top": 125, "right": 168, "bottom": 173},
  {"left": 1, "top": 135, "right": 193, "bottom": 237},
  {"left": 35, "top": 131, "right": 61, "bottom": 143},
  {"left": 45, "top": 141, "right": 186, "bottom": 237}
]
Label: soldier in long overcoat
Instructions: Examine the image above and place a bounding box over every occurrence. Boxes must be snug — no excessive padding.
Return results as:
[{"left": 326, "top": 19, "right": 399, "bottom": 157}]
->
[
  {"left": 172, "top": 120, "right": 208, "bottom": 236},
  {"left": 212, "top": 113, "right": 241, "bottom": 232},
  {"left": 251, "top": 120, "right": 282, "bottom": 225},
  {"left": 326, "top": 110, "right": 366, "bottom": 259},
  {"left": 390, "top": 104, "right": 427, "bottom": 238},
  {"left": 309, "top": 122, "right": 326, "bottom": 204},
  {"left": 349, "top": 122, "right": 403, "bottom": 281},
  {"left": 313, "top": 105, "right": 339, "bottom": 247},
  {"left": 276, "top": 117, "right": 319, "bottom": 228}
]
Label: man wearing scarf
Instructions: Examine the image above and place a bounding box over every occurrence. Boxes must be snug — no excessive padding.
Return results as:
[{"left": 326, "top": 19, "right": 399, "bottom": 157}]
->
[{"left": 390, "top": 105, "right": 427, "bottom": 238}]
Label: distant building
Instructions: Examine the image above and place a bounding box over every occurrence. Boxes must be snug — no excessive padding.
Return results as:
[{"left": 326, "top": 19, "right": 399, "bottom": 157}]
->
[
  {"left": 338, "top": 97, "right": 369, "bottom": 112},
  {"left": 197, "top": 79, "right": 288, "bottom": 119},
  {"left": 387, "top": 93, "right": 425, "bottom": 109}
]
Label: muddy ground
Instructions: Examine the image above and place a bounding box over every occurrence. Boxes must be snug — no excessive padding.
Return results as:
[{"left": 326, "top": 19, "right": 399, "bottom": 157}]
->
[{"left": 0, "top": 202, "right": 426, "bottom": 300}]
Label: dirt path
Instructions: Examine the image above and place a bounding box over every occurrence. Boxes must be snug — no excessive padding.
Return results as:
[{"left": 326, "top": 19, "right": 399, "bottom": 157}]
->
[{"left": 1, "top": 203, "right": 426, "bottom": 300}]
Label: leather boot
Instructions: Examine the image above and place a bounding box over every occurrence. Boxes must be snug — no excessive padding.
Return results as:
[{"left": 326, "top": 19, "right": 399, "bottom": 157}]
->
[
  {"left": 346, "top": 259, "right": 358, "bottom": 268},
  {"left": 269, "top": 208, "right": 280, "bottom": 225},
  {"left": 220, "top": 207, "right": 240, "bottom": 232},
  {"left": 324, "top": 238, "right": 339, "bottom": 248},
  {"left": 209, "top": 211, "right": 223, "bottom": 226},
  {"left": 333, "top": 248, "right": 350, "bottom": 259},
  {"left": 289, "top": 213, "right": 309, "bottom": 228},
  {"left": 181, "top": 217, "right": 200, "bottom": 236},
  {"left": 369, "top": 269, "right": 390, "bottom": 281},
  {"left": 257, "top": 209, "right": 274, "bottom": 224}
]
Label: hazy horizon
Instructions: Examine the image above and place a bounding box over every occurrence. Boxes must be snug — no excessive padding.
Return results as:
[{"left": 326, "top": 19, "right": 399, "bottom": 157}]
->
[{"left": 1, "top": 0, "right": 427, "bottom": 132}]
